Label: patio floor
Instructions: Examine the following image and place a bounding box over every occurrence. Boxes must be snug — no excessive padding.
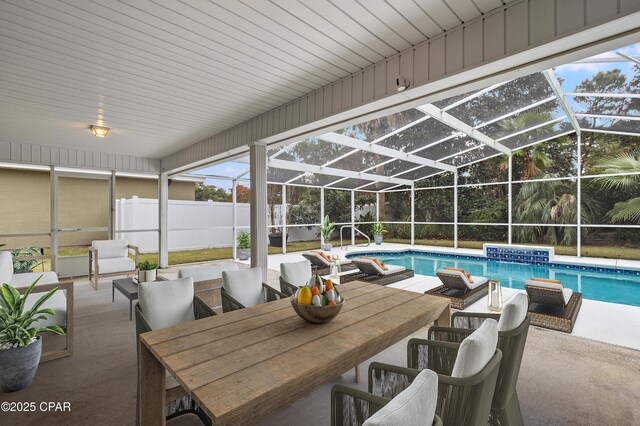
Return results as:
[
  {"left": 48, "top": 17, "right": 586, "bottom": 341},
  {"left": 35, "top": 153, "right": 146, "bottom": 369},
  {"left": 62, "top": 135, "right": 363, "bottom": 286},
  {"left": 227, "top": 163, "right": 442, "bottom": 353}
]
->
[{"left": 1, "top": 256, "right": 639, "bottom": 425}]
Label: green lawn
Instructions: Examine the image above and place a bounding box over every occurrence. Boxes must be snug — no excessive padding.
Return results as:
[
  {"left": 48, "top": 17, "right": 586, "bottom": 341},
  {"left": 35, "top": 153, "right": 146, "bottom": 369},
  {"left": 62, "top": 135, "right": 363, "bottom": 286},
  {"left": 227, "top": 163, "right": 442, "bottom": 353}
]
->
[{"left": 28, "top": 238, "right": 640, "bottom": 272}]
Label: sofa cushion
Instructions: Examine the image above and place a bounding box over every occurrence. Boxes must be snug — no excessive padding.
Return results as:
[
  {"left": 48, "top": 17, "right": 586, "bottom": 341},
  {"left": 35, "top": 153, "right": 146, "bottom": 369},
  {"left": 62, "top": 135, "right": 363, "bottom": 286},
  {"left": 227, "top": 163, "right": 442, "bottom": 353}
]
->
[
  {"left": 280, "top": 260, "right": 312, "bottom": 287},
  {"left": 0, "top": 251, "right": 13, "bottom": 285},
  {"left": 451, "top": 319, "right": 498, "bottom": 378},
  {"left": 363, "top": 369, "right": 438, "bottom": 426},
  {"left": 498, "top": 293, "right": 528, "bottom": 332},
  {"left": 24, "top": 291, "right": 67, "bottom": 328},
  {"left": 139, "top": 277, "right": 195, "bottom": 330},
  {"left": 10, "top": 271, "right": 59, "bottom": 287},
  {"left": 92, "top": 240, "right": 128, "bottom": 259},
  {"left": 222, "top": 267, "right": 263, "bottom": 308},
  {"left": 97, "top": 257, "right": 136, "bottom": 274},
  {"left": 178, "top": 263, "right": 239, "bottom": 282}
]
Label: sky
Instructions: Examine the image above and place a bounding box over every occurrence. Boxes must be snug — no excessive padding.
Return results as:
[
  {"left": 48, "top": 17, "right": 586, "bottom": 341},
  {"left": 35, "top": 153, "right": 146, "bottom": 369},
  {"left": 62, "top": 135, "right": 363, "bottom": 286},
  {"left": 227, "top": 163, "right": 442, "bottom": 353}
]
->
[{"left": 189, "top": 43, "right": 640, "bottom": 191}]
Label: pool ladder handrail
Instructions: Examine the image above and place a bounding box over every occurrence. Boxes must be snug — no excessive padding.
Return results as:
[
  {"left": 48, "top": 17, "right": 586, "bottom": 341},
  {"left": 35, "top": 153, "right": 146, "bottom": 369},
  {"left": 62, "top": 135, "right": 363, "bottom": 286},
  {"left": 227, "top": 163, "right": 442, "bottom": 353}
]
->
[{"left": 340, "top": 225, "right": 370, "bottom": 251}]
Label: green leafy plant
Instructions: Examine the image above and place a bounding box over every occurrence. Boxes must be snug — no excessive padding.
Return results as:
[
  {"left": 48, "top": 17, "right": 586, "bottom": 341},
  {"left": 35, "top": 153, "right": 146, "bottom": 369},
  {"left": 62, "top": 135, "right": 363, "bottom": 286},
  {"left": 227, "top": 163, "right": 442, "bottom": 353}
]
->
[
  {"left": 237, "top": 230, "right": 250, "bottom": 249},
  {"left": 0, "top": 276, "right": 64, "bottom": 349},
  {"left": 137, "top": 260, "right": 158, "bottom": 271},
  {"left": 11, "top": 247, "right": 42, "bottom": 272},
  {"left": 371, "top": 223, "right": 387, "bottom": 237},
  {"left": 319, "top": 215, "right": 335, "bottom": 243}
]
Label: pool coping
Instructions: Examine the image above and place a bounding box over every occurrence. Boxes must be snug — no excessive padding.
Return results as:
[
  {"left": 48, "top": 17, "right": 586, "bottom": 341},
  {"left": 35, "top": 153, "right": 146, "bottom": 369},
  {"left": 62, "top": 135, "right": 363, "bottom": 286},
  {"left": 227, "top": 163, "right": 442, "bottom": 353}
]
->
[{"left": 346, "top": 246, "right": 640, "bottom": 276}]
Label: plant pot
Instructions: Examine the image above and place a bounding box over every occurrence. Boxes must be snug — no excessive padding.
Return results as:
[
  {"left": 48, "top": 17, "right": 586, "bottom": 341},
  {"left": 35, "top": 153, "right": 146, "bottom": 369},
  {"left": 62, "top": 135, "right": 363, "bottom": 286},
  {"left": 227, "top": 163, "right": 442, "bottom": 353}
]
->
[
  {"left": 374, "top": 235, "right": 383, "bottom": 245},
  {"left": 145, "top": 269, "right": 157, "bottom": 282},
  {"left": 0, "top": 337, "right": 42, "bottom": 392},
  {"left": 321, "top": 243, "right": 333, "bottom": 251},
  {"left": 237, "top": 248, "right": 250, "bottom": 261},
  {"left": 269, "top": 234, "right": 284, "bottom": 247},
  {"left": 138, "top": 270, "right": 146, "bottom": 282}
]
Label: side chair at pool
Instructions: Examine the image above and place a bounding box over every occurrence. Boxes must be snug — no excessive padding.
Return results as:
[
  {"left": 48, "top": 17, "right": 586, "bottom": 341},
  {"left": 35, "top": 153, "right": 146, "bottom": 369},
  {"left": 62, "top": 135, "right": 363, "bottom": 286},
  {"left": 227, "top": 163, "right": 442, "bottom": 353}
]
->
[
  {"left": 524, "top": 278, "right": 582, "bottom": 333},
  {"left": 340, "top": 257, "right": 415, "bottom": 286}
]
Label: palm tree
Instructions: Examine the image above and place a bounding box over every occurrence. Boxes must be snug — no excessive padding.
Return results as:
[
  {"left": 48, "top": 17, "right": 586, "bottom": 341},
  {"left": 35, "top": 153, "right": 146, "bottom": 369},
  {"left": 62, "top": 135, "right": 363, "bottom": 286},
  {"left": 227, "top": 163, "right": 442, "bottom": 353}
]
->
[
  {"left": 593, "top": 152, "right": 640, "bottom": 223},
  {"left": 497, "top": 110, "right": 553, "bottom": 180}
]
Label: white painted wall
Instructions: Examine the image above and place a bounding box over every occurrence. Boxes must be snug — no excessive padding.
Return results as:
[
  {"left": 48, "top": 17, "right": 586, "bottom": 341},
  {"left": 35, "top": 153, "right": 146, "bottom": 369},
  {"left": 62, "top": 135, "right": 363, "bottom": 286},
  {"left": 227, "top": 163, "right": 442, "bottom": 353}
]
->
[{"left": 115, "top": 197, "right": 318, "bottom": 253}]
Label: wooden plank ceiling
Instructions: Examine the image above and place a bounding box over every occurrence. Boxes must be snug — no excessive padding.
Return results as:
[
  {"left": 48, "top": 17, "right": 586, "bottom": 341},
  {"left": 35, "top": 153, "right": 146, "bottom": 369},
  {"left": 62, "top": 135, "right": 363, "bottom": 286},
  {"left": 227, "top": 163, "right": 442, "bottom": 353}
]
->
[{"left": 0, "top": 0, "right": 505, "bottom": 158}]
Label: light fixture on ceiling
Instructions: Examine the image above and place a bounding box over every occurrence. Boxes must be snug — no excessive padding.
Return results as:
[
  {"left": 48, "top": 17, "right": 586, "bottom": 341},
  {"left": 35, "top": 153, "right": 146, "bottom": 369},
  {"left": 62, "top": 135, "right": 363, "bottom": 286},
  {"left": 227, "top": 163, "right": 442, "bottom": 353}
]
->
[
  {"left": 396, "top": 76, "right": 409, "bottom": 92},
  {"left": 90, "top": 125, "right": 110, "bottom": 138}
]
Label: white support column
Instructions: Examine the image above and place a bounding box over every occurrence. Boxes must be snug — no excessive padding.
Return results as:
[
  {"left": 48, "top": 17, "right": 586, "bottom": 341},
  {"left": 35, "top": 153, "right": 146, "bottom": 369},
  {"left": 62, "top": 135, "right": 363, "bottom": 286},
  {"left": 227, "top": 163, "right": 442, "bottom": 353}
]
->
[
  {"left": 50, "top": 166, "right": 58, "bottom": 273},
  {"left": 577, "top": 133, "right": 582, "bottom": 257},
  {"left": 250, "top": 142, "right": 269, "bottom": 282},
  {"left": 376, "top": 192, "right": 380, "bottom": 223},
  {"left": 508, "top": 155, "right": 513, "bottom": 245},
  {"left": 351, "top": 190, "right": 355, "bottom": 246},
  {"left": 410, "top": 184, "right": 415, "bottom": 245},
  {"left": 282, "top": 184, "right": 287, "bottom": 255},
  {"left": 158, "top": 173, "right": 169, "bottom": 268},
  {"left": 109, "top": 171, "right": 116, "bottom": 240},
  {"left": 454, "top": 170, "right": 458, "bottom": 249},
  {"left": 232, "top": 179, "right": 238, "bottom": 260},
  {"left": 320, "top": 187, "right": 325, "bottom": 245}
]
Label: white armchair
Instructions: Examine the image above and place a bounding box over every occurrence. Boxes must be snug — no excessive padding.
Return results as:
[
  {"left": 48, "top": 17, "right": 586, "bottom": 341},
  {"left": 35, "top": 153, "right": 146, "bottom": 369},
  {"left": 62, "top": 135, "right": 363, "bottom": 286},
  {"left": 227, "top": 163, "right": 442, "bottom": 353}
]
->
[
  {"left": 0, "top": 251, "right": 74, "bottom": 362},
  {"left": 88, "top": 239, "right": 138, "bottom": 290}
]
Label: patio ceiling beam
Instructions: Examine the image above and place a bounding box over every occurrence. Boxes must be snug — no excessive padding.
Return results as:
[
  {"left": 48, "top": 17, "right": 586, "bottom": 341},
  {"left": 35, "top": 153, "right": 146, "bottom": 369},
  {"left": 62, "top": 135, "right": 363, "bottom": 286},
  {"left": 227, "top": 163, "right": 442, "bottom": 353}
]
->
[
  {"left": 543, "top": 70, "right": 581, "bottom": 134},
  {"left": 417, "top": 104, "right": 512, "bottom": 155},
  {"left": 615, "top": 52, "right": 640, "bottom": 66},
  {"left": 268, "top": 158, "right": 412, "bottom": 186},
  {"left": 318, "top": 132, "right": 456, "bottom": 172},
  {"left": 575, "top": 113, "right": 640, "bottom": 121},
  {"left": 565, "top": 92, "right": 640, "bottom": 98}
]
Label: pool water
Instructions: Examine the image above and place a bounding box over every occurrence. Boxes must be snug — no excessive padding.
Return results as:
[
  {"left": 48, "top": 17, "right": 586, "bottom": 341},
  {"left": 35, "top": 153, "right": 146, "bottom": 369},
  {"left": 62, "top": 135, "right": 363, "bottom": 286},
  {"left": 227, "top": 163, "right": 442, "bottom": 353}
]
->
[{"left": 348, "top": 250, "right": 640, "bottom": 307}]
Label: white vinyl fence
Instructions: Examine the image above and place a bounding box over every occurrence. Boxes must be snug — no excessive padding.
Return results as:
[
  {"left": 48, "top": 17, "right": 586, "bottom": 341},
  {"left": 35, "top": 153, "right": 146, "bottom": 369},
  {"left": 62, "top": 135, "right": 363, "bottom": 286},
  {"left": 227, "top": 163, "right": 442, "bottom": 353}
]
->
[{"left": 116, "top": 197, "right": 318, "bottom": 253}]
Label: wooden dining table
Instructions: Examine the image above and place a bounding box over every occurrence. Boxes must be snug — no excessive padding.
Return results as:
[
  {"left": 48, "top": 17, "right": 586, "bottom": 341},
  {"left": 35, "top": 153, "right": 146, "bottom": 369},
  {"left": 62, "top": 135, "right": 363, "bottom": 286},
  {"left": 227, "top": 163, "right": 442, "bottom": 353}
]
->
[{"left": 138, "top": 280, "right": 451, "bottom": 425}]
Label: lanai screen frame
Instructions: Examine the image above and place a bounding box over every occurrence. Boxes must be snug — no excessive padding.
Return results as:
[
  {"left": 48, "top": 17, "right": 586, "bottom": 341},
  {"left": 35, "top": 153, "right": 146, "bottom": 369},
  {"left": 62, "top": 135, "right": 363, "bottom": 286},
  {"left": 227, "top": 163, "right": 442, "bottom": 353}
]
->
[{"left": 183, "top": 53, "right": 640, "bottom": 258}]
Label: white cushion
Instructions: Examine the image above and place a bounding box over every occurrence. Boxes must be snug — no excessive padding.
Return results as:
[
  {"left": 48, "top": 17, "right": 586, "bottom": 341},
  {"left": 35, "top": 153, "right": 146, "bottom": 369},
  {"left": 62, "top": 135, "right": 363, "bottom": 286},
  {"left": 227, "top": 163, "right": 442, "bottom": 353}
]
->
[
  {"left": 24, "top": 291, "right": 67, "bottom": 328},
  {"left": 222, "top": 267, "right": 263, "bottom": 308},
  {"left": 97, "top": 257, "right": 136, "bottom": 274},
  {"left": 139, "top": 277, "right": 195, "bottom": 330},
  {"left": 381, "top": 264, "right": 406, "bottom": 276},
  {"left": 10, "top": 271, "right": 59, "bottom": 287},
  {"left": 178, "top": 263, "right": 238, "bottom": 282},
  {"left": 526, "top": 280, "right": 573, "bottom": 304},
  {"left": 92, "top": 240, "right": 128, "bottom": 259},
  {"left": 6, "top": 271, "right": 66, "bottom": 328},
  {"left": 469, "top": 276, "right": 487, "bottom": 288},
  {"left": 451, "top": 319, "right": 498, "bottom": 378},
  {"left": 0, "top": 251, "right": 13, "bottom": 285},
  {"left": 498, "top": 293, "right": 528, "bottom": 332},
  {"left": 363, "top": 369, "right": 438, "bottom": 426},
  {"left": 280, "top": 260, "right": 312, "bottom": 286}
]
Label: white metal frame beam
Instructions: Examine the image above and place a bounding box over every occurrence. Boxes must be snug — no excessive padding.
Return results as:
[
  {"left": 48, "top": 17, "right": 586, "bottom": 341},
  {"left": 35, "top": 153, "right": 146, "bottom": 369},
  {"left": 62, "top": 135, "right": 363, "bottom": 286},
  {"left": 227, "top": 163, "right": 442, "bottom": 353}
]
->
[
  {"left": 268, "top": 158, "right": 412, "bottom": 186},
  {"left": 318, "top": 132, "right": 456, "bottom": 172},
  {"left": 575, "top": 113, "right": 640, "bottom": 121},
  {"left": 565, "top": 92, "right": 640, "bottom": 98},
  {"left": 417, "top": 104, "right": 512, "bottom": 155},
  {"left": 543, "top": 69, "right": 581, "bottom": 133}
]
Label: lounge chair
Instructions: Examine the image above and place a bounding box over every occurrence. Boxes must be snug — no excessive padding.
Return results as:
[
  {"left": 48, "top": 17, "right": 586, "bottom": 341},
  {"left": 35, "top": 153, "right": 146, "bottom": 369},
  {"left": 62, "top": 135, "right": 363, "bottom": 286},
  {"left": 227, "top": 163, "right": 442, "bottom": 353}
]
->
[
  {"left": 525, "top": 278, "right": 582, "bottom": 333},
  {"left": 221, "top": 267, "right": 286, "bottom": 312},
  {"left": 369, "top": 319, "right": 502, "bottom": 426},
  {"left": 301, "top": 251, "right": 356, "bottom": 275},
  {"left": 279, "top": 260, "right": 312, "bottom": 297},
  {"left": 331, "top": 369, "right": 442, "bottom": 426},
  {"left": 429, "top": 293, "right": 530, "bottom": 426},
  {"left": 88, "top": 239, "right": 138, "bottom": 290},
  {"left": 425, "top": 268, "right": 489, "bottom": 310},
  {"left": 340, "top": 257, "right": 414, "bottom": 286}
]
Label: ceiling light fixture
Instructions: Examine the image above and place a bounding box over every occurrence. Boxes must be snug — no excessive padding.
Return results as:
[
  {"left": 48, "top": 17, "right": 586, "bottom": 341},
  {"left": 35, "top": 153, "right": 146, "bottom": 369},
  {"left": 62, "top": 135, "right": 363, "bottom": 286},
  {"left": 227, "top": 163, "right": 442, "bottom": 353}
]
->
[
  {"left": 90, "top": 125, "right": 110, "bottom": 138},
  {"left": 396, "top": 76, "right": 409, "bottom": 92}
]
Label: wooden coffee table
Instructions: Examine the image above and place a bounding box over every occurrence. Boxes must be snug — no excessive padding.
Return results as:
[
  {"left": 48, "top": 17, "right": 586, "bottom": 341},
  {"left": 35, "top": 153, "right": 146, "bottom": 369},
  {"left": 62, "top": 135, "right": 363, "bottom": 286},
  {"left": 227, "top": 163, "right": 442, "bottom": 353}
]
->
[{"left": 112, "top": 278, "right": 139, "bottom": 321}]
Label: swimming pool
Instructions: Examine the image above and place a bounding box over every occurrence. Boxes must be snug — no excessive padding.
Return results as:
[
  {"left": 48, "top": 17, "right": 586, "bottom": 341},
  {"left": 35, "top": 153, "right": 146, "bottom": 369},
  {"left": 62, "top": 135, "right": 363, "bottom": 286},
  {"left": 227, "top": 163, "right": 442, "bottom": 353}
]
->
[{"left": 346, "top": 250, "right": 640, "bottom": 307}]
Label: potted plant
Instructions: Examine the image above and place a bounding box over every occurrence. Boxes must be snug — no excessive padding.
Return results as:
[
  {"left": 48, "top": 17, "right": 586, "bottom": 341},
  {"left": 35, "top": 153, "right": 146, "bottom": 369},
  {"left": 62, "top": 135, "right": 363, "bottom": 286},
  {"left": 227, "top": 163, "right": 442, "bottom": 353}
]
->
[
  {"left": 320, "top": 215, "right": 335, "bottom": 251},
  {"left": 11, "top": 247, "right": 42, "bottom": 274},
  {"left": 0, "top": 276, "right": 65, "bottom": 392},
  {"left": 137, "top": 260, "right": 158, "bottom": 282},
  {"left": 237, "top": 230, "right": 251, "bottom": 261},
  {"left": 372, "top": 223, "right": 387, "bottom": 245}
]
